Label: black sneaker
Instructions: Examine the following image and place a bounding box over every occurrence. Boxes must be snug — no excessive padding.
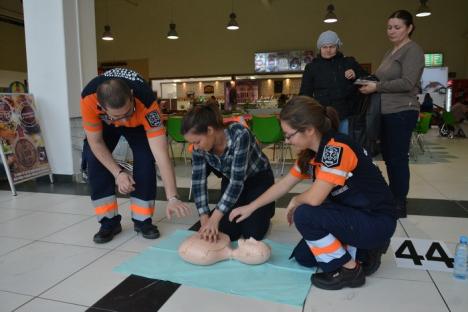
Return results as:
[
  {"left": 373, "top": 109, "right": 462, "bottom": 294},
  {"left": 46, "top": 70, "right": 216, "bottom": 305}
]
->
[
  {"left": 93, "top": 223, "right": 122, "bottom": 244},
  {"left": 312, "top": 262, "right": 365, "bottom": 290},
  {"left": 134, "top": 220, "right": 160, "bottom": 239}
]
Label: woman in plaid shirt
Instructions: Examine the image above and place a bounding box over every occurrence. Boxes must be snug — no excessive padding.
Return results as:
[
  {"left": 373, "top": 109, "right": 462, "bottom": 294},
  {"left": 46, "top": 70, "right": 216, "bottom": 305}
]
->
[{"left": 182, "top": 104, "right": 275, "bottom": 242}]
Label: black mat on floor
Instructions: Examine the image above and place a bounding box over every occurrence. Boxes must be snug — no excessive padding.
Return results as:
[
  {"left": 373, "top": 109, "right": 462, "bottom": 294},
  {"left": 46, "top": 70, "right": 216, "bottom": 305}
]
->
[
  {"left": 86, "top": 223, "right": 200, "bottom": 311},
  {"left": 407, "top": 198, "right": 468, "bottom": 217},
  {"left": 86, "top": 275, "right": 180, "bottom": 312}
]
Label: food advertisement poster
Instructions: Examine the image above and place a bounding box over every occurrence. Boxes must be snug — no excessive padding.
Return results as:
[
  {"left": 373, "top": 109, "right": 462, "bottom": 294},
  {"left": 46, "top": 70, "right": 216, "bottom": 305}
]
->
[{"left": 0, "top": 93, "right": 51, "bottom": 184}]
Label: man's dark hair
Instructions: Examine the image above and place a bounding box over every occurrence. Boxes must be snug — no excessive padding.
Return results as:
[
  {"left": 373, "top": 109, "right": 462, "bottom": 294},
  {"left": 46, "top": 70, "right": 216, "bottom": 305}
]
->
[{"left": 96, "top": 79, "right": 132, "bottom": 109}]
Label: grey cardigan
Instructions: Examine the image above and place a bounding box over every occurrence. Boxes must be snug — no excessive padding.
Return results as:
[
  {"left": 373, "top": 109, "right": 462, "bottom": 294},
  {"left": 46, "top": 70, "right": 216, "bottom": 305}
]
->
[{"left": 375, "top": 41, "right": 424, "bottom": 114}]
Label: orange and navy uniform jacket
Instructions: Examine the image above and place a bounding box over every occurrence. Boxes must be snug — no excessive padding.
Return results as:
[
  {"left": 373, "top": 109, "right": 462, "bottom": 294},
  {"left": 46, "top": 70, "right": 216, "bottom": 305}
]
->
[
  {"left": 290, "top": 131, "right": 396, "bottom": 216},
  {"left": 80, "top": 68, "right": 165, "bottom": 139}
]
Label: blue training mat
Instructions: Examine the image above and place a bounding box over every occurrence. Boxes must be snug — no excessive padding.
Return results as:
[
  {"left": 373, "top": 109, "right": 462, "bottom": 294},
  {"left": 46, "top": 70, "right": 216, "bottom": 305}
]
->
[{"left": 114, "top": 230, "right": 316, "bottom": 307}]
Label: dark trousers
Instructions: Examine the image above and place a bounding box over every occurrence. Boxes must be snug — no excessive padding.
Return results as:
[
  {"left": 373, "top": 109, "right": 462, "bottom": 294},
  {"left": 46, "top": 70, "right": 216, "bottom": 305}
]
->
[
  {"left": 217, "top": 169, "right": 275, "bottom": 241},
  {"left": 380, "top": 110, "right": 419, "bottom": 203},
  {"left": 291, "top": 202, "right": 396, "bottom": 272},
  {"left": 82, "top": 124, "right": 157, "bottom": 203}
]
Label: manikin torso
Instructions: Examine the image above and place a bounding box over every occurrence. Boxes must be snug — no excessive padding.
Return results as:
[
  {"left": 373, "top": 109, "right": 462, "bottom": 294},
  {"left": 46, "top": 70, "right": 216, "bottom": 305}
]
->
[{"left": 179, "top": 233, "right": 271, "bottom": 265}]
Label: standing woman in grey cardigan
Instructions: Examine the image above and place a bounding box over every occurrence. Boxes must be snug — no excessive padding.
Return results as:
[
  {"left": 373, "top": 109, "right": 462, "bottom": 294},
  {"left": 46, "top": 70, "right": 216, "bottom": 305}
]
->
[{"left": 360, "top": 10, "right": 424, "bottom": 218}]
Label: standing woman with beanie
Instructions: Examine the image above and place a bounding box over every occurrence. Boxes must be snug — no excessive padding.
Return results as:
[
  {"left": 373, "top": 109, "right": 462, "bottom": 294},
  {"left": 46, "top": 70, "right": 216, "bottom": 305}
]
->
[
  {"left": 182, "top": 104, "right": 275, "bottom": 242},
  {"left": 360, "top": 10, "right": 424, "bottom": 218},
  {"left": 229, "top": 96, "right": 396, "bottom": 290},
  {"left": 300, "top": 30, "right": 367, "bottom": 134}
]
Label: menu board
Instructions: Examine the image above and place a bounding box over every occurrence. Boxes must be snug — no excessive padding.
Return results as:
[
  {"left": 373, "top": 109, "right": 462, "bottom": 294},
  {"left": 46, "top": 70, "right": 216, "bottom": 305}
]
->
[
  {"left": 0, "top": 93, "right": 51, "bottom": 184},
  {"left": 254, "top": 50, "right": 314, "bottom": 73},
  {"left": 424, "top": 53, "right": 443, "bottom": 67}
]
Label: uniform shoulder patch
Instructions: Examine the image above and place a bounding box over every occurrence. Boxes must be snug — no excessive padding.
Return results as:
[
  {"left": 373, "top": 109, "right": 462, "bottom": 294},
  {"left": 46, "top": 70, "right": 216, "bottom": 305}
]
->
[
  {"left": 322, "top": 145, "right": 342, "bottom": 168},
  {"left": 145, "top": 111, "right": 162, "bottom": 128}
]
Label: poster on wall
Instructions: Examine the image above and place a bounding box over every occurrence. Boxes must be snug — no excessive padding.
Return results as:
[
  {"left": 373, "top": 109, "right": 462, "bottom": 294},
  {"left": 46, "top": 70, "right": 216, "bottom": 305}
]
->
[
  {"left": 419, "top": 67, "right": 448, "bottom": 108},
  {"left": 0, "top": 93, "right": 51, "bottom": 191},
  {"left": 254, "top": 50, "right": 314, "bottom": 73}
]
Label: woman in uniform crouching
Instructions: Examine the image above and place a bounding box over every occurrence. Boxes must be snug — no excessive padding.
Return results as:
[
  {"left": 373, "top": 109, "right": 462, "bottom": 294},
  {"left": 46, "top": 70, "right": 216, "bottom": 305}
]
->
[{"left": 230, "top": 96, "right": 397, "bottom": 290}]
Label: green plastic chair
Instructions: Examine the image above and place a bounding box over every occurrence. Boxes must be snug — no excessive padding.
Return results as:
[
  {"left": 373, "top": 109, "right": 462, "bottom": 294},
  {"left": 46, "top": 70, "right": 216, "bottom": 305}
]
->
[
  {"left": 166, "top": 116, "right": 187, "bottom": 165},
  {"left": 439, "top": 111, "right": 456, "bottom": 138},
  {"left": 442, "top": 111, "right": 456, "bottom": 126},
  {"left": 412, "top": 112, "right": 432, "bottom": 158},
  {"left": 251, "top": 115, "right": 292, "bottom": 175}
]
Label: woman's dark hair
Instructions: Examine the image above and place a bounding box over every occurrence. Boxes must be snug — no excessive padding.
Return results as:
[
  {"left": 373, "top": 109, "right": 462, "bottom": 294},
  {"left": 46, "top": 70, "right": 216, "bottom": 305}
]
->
[
  {"left": 279, "top": 96, "right": 339, "bottom": 173},
  {"left": 181, "top": 103, "right": 224, "bottom": 135},
  {"left": 389, "top": 9, "right": 415, "bottom": 36},
  {"left": 97, "top": 79, "right": 132, "bottom": 109}
]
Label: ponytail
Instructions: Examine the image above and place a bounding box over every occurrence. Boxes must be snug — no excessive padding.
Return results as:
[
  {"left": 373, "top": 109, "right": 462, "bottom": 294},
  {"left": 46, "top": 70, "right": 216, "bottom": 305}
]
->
[
  {"left": 181, "top": 103, "right": 224, "bottom": 135},
  {"left": 280, "top": 96, "right": 340, "bottom": 173}
]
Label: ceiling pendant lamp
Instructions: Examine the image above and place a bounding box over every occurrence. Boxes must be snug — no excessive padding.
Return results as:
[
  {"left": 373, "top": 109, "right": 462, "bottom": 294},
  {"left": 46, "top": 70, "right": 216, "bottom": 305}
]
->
[
  {"left": 167, "top": 23, "right": 179, "bottom": 39},
  {"left": 167, "top": 0, "right": 179, "bottom": 39},
  {"left": 323, "top": 4, "right": 338, "bottom": 23},
  {"left": 102, "top": 25, "right": 114, "bottom": 41},
  {"left": 416, "top": 0, "right": 432, "bottom": 17},
  {"left": 226, "top": 0, "right": 239, "bottom": 30},
  {"left": 101, "top": 0, "right": 114, "bottom": 40}
]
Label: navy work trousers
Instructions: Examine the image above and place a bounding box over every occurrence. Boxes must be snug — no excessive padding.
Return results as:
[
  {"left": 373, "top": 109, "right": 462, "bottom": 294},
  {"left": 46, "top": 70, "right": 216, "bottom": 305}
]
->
[
  {"left": 82, "top": 124, "right": 157, "bottom": 203},
  {"left": 291, "top": 202, "right": 396, "bottom": 272}
]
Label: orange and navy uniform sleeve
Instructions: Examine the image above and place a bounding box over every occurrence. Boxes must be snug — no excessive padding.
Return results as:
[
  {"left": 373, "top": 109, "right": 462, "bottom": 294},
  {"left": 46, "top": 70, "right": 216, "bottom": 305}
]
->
[
  {"left": 138, "top": 100, "right": 166, "bottom": 138},
  {"left": 315, "top": 139, "right": 358, "bottom": 186},
  {"left": 80, "top": 93, "right": 102, "bottom": 132},
  {"left": 289, "top": 160, "right": 312, "bottom": 180}
]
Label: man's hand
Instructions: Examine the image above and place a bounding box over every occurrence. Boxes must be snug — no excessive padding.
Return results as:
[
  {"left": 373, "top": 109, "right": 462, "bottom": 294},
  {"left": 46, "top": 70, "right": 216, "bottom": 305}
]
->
[
  {"left": 115, "top": 171, "right": 135, "bottom": 194},
  {"left": 344, "top": 69, "right": 356, "bottom": 80},
  {"left": 229, "top": 204, "right": 254, "bottom": 223},
  {"left": 166, "top": 197, "right": 192, "bottom": 219}
]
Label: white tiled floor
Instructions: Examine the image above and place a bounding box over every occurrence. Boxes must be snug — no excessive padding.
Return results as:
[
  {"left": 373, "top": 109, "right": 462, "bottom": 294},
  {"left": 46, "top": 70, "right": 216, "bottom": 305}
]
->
[{"left": 0, "top": 128, "right": 467, "bottom": 311}]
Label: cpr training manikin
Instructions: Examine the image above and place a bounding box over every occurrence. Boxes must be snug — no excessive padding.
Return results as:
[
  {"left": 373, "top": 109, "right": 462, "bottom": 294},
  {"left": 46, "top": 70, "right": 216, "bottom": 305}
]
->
[{"left": 178, "top": 232, "right": 271, "bottom": 265}]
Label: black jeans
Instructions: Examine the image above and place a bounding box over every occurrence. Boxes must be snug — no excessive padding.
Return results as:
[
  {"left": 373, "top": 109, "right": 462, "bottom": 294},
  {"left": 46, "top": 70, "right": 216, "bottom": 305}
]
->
[
  {"left": 217, "top": 169, "right": 275, "bottom": 241},
  {"left": 380, "top": 110, "right": 419, "bottom": 203}
]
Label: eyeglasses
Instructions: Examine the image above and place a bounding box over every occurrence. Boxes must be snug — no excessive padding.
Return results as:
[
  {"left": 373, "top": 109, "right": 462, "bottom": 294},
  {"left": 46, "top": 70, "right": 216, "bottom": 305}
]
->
[
  {"left": 284, "top": 129, "right": 300, "bottom": 141},
  {"left": 98, "top": 100, "right": 135, "bottom": 121}
]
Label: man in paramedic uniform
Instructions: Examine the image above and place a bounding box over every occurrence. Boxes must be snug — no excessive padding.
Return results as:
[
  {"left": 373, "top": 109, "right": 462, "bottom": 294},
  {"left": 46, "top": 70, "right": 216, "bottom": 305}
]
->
[{"left": 81, "top": 68, "right": 190, "bottom": 243}]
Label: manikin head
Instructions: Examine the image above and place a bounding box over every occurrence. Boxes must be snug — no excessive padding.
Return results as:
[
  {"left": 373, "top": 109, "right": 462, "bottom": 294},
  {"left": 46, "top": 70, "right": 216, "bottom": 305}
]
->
[{"left": 232, "top": 237, "right": 271, "bottom": 265}]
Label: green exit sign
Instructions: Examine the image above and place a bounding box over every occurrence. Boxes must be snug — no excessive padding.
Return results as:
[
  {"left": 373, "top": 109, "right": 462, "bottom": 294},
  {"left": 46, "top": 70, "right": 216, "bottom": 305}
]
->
[{"left": 425, "top": 53, "right": 443, "bottom": 67}]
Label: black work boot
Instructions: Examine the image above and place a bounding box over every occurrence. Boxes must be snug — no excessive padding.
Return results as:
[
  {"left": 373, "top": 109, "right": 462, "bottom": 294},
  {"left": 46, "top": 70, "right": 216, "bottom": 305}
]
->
[
  {"left": 312, "top": 262, "right": 366, "bottom": 290},
  {"left": 93, "top": 215, "right": 122, "bottom": 244},
  {"left": 362, "top": 240, "right": 391, "bottom": 276},
  {"left": 133, "top": 218, "right": 160, "bottom": 239},
  {"left": 396, "top": 199, "right": 407, "bottom": 219}
]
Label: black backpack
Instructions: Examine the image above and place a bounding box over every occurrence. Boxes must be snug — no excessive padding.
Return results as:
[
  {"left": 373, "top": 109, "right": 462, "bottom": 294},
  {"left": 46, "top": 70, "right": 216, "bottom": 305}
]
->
[{"left": 348, "top": 93, "right": 381, "bottom": 157}]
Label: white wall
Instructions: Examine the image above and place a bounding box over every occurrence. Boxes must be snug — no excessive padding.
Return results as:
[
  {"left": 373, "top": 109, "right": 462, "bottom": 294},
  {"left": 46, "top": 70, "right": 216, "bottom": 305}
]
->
[{"left": 23, "top": 0, "right": 96, "bottom": 175}]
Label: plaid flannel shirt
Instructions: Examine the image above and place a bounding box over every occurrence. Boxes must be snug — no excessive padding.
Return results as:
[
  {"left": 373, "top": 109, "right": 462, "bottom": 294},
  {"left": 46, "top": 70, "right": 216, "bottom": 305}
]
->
[{"left": 191, "top": 123, "right": 270, "bottom": 215}]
